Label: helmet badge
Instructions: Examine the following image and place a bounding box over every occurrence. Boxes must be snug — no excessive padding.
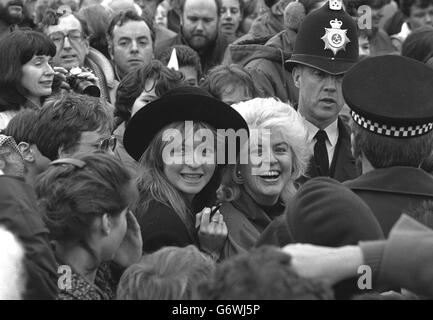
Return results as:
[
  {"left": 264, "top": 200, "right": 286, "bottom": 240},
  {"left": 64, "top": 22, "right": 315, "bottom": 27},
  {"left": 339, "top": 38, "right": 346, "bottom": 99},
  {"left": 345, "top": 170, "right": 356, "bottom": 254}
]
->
[{"left": 321, "top": 18, "right": 350, "bottom": 56}]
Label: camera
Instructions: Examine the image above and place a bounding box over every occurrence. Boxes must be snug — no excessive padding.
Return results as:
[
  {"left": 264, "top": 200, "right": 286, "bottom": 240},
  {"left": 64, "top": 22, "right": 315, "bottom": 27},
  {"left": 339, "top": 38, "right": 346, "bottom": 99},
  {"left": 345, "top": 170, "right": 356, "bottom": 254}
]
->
[{"left": 66, "top": 67, "right": 101, "bottom": 97}]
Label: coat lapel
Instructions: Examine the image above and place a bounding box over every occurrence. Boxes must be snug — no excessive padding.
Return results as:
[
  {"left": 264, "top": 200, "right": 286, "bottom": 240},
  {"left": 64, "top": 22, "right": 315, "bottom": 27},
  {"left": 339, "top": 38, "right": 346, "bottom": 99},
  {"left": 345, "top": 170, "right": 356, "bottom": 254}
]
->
[{"left": 330, "top": 118, "right": 359, "bottom": 182}]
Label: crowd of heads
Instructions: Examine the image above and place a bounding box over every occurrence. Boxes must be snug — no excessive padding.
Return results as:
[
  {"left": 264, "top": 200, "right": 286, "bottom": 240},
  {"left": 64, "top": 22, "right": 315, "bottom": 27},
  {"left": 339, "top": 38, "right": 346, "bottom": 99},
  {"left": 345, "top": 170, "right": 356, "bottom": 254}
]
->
[{"left": 1, "top": 0, "right": 433, "bottom": 302}]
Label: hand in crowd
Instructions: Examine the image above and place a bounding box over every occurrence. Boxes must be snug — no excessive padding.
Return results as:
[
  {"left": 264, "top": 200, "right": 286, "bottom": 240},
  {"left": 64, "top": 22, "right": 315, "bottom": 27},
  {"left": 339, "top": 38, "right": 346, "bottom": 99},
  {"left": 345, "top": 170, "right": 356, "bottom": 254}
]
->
[
  {"left": 53, "top": 67, "right": 70, "bottom": 90},
  {"left": 112, "top": 210, "right": 143, "bottom": 268},
  {"left": 196, "top": 207, "right": 228, "bottom": 259},
  {"left": 53, "top": 66, "right": 99, "bottom": 91},
  {"left": 72, "top": 68, "right": 99, "bottom": 84},
  {"left": 281, "top": 243, "right": 364, "bottom": 286}
]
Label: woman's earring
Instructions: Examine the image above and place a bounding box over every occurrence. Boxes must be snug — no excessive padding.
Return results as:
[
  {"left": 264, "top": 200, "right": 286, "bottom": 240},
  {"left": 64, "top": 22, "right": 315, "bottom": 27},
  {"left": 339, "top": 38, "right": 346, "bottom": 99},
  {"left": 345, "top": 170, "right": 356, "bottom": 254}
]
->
[{"left": 233, "top": 169, "right": 245, "bottom": 184}]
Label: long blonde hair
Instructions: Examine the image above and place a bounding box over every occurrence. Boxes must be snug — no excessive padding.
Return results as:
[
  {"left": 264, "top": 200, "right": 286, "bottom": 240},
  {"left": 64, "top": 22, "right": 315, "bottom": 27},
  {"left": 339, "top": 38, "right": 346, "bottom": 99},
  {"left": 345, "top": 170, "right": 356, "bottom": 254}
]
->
[{"left": 134, "top": 121, "right": 220, "bottom": 234}]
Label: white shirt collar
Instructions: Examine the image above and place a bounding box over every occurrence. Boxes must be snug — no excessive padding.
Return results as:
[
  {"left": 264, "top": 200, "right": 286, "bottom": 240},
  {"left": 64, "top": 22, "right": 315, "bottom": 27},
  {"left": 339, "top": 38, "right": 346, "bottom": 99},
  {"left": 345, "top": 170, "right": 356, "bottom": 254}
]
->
[{"left": 300, "top": 114, "right": 339, "bottom": 147}]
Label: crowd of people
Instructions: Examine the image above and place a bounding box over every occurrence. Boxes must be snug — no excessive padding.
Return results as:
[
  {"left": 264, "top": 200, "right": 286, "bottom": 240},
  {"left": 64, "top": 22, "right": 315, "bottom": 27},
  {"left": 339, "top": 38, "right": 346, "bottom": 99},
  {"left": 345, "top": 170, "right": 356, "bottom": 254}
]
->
[{"left": 1, "top": 0, "right": 433, "bottom": 301}]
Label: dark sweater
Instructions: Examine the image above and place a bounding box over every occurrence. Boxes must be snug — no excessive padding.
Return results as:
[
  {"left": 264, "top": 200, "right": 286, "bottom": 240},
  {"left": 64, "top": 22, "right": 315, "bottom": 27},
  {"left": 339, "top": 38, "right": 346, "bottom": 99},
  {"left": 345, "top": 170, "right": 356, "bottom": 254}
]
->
[{"left": 136, "top": 200, "right": 199, "bottom": 253}]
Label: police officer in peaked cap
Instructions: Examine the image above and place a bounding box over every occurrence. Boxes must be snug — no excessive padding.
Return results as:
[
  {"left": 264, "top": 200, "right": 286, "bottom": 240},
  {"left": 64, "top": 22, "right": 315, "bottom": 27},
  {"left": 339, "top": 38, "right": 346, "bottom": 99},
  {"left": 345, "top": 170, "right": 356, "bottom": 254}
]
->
[
  {"left": 286, "top": 0, "right": 359, "bottom": 183},
  {"left": 343, "top": 55, "right": 433, "bottom": 236},
  {"left": 255, "top": 0, "right": 361, "bottom": 251}
]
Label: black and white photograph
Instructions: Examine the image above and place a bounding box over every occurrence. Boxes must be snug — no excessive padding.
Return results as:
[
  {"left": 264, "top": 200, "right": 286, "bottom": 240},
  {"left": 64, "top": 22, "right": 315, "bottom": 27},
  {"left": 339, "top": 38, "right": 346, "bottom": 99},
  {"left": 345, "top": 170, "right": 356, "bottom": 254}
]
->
[{"left": 0, "top": 0, "right": 432, "bottom": 308}]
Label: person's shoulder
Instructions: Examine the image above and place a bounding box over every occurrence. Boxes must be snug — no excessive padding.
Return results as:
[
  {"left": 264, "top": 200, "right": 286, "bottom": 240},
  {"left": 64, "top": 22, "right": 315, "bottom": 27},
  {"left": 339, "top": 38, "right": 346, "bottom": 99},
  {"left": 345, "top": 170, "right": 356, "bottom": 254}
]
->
[
  {"left": 155, "top": 25, "right": 177, "bottom": 40},
  {"left": 220, "top": 201, "right": 242, "bottom": 218},
  {"left": 86, "top": 47, "right": 115, "bottom": 86},
  {"left": 139, "top": 200, "right": 196, "bottom": 252},
  {"left": 0, "top": 175, "right": 49, "bottom": 236},
  {"left": 139, "top": 200, "right": 184, "bottom": 227},
  {"left": 146, "top": 200, "right": 177, "bottom": 214},
  {"left": 155, "top": 34, "right": 181, "bottom": 56},
  {"left": 0, "top": 175, "right": 31, "bottom": 199},
  {"left": 58, "top": 274, "right": 107, "bottom": 300}
]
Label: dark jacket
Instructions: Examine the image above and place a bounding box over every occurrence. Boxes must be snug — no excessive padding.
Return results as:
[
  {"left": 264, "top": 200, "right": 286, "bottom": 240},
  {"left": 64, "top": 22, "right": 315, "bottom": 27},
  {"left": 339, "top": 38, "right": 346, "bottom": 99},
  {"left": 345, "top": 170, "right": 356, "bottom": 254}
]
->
[
  {"left": 305, "top": 118, "right": 359, "bottom": 183},
  {"left": 167, "top": 9, "right": 181, "bottom": 34},
  {"left": 344, "top": 166, "right": 433, "bottom": 236},
  {"left": 155, "top": 25, "right": 177, "bottom": 49},
  {"left": 0, "top": 175, "right": 58, "bottom": 300},
  {"left": 227, "top": 30, "right": 299, "bottom": 103},
  {"left": 248, "top": 11, "right": 284, "bottom": 40},
  {"left": 220, "top": 190, "right": 285, "bottom": 260},
  {"left": 136, "top": 200, "right": 199, "bottom": 253},
  {"left": 223, "top": 10, "right": 283, "bottom": 51},
  {"left": 155, "top": 33, "right": 230, "bottom": 75}
]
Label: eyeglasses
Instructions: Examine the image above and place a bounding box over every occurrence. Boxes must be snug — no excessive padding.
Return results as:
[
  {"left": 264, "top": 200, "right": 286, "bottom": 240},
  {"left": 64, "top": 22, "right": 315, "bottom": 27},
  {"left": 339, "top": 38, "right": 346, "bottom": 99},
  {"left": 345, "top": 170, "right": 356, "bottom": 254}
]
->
[
  {"left": 48, "top": 30, "right": 84, "bottom": 48},
  {"left": 98, "top": 136, "right": 117, "bottom": 152}
]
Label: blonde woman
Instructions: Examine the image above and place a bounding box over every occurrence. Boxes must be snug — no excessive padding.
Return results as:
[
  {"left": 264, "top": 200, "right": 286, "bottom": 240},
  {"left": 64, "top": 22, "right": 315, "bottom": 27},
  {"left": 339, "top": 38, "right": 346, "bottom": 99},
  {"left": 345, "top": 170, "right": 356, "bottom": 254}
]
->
[
  {"left": 217, "top": 97, "right": 311, "bottom": 259},
  {"left": 123, "top": 86, "right": 249, "bottom": 261}
]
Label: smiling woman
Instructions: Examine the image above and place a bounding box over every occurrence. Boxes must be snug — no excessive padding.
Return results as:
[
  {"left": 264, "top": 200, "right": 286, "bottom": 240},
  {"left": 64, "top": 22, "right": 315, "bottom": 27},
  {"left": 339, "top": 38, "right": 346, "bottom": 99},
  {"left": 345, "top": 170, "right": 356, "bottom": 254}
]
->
[
  {"left": 123, "top": 86, "right": 249, "bottom": 261},
  {"left": 0, "top": 29, "right": 56, "bottom": 130},
  {"left": 217, "top": 97, "right": 311, "bottom": 259},
  {"left": 113, "top": 60, "right": 186, "bottom": 174}
]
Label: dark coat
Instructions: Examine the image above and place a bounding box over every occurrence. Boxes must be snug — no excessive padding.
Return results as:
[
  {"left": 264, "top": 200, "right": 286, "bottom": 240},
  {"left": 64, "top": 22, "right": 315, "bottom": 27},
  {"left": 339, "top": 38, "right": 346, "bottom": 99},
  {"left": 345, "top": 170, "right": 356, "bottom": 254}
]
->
[
  {"left": 227, "top": 30, "right": 299, "bottom": 103},
  {"left": 304, "top": 117, "right": 359, "bottom": 183},
  {"left": 0, "top": 175, "right": 58, "bottom": 300},
  {"left": 344, "top": 166, "right": 433, "bottom": 236},
  {"left": 220, "top": 191, "right": 284, "bottom": 260},
  {"left": 245, "top": 11, "right": 284, "bottom": 41},
  {"left": 136, "top": 200, "right": 199, "bottom": 253},
  {"left": 154, "top": 33, "right": 230, "bottom": 75}
]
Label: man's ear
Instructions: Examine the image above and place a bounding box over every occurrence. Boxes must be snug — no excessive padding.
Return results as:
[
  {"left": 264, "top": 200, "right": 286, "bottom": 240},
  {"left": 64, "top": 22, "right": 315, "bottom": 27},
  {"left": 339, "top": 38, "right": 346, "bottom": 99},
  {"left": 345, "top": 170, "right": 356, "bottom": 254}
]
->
[
  {"left": 17, "top": 142, "right": 34, "bottom": 163},
  {"left": 101, "top": 213, "right": 112, "bottom": 235},
  {"left": 107, "top": 38, "right": 114, "bottom": 60},
  {"left": 83, "top": 37, "right": 90, "bottom": 56},
  {"left": 292, "top": 66, "right": 301, "bottom": 88}
]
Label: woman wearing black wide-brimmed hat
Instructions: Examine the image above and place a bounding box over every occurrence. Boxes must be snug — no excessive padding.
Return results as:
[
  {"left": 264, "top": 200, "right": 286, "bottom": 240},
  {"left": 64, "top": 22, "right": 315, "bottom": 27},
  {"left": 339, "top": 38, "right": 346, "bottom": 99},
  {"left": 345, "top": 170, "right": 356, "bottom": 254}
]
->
[{"left": 124, "top": 86, "right": 249, "bottom": 261}]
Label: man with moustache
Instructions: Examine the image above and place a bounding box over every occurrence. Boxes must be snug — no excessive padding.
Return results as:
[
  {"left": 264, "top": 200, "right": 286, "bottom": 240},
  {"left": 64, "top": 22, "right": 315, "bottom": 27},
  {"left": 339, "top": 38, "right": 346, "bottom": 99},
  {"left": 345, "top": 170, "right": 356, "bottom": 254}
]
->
[
  {"left": 155, "top": 0, "right": 229, "bottom": 74},
  {"left": 0, "top": 0, "right": 24, "bottom": 39}
]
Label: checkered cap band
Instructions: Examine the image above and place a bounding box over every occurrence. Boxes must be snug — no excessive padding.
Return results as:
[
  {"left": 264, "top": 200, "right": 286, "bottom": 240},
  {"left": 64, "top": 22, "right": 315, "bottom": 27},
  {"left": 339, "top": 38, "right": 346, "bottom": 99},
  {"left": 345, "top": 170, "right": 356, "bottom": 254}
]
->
[
  {"left": 351, "top": 111, "right": 433, "bottom": 138},
  {"left": 0, "top": 135, "right": 22, "bottom": 157}
]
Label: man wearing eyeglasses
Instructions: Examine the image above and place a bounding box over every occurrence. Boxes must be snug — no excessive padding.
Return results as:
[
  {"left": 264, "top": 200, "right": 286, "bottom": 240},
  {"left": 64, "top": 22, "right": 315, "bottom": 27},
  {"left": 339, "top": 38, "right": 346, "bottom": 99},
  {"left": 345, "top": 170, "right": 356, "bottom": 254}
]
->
[
  {"left": 19, "top": 92, "right": 116, "bottom": 165},
  {"left": 40, "top": 9, "right": 116, "bottom": 103}
]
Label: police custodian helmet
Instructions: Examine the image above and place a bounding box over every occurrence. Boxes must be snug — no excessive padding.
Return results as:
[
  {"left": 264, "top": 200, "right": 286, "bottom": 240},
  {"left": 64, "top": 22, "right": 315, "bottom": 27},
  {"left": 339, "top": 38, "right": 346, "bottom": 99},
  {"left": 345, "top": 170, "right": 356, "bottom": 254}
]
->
[{"left": 285, "top": 0, "right": 359, "bottom": 75}]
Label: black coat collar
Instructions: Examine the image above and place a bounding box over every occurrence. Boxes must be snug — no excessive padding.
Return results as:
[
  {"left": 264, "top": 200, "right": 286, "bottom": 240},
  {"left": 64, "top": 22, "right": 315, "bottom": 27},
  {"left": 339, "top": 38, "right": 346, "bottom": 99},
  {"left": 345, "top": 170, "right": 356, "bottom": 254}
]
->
[{"left": 345, "top": 166, "right": 433, "bottom": 197}]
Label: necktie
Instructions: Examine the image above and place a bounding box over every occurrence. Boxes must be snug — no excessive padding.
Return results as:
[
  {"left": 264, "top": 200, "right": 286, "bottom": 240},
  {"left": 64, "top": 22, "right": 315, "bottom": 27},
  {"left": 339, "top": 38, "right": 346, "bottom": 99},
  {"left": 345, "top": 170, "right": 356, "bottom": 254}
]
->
[{"left": 314, "top": 130, "right": 329, "bottom": 176}]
